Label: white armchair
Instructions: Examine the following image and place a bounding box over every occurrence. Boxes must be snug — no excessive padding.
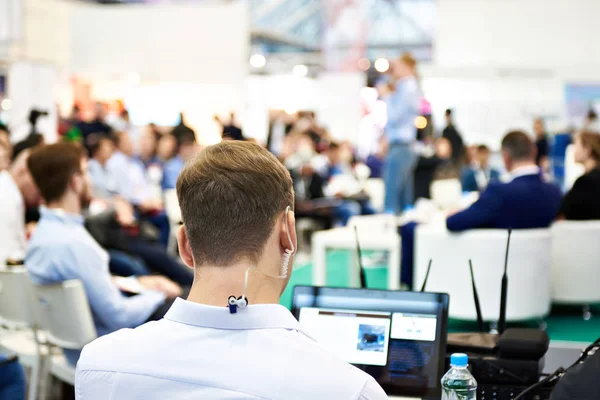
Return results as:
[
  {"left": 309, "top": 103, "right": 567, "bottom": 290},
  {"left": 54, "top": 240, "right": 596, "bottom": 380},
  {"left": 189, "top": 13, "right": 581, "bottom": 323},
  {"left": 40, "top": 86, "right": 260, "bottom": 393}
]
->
[
  {"left": 551, "top": 221, "right": 600, "bottom": 308},
  {"left": 414, "top": 225, "right": 552, "bottom": 322}
]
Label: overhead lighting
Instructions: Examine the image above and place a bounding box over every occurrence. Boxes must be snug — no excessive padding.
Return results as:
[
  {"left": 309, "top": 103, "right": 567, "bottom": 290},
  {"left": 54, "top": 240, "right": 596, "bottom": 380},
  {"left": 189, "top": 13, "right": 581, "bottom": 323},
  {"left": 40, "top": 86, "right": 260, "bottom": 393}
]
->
[
  {"left": 0, "top": 99, "right": 12, "bottom": 111},
  {"left": 357, "top": 58, "right": 371, "bottom": 71},
  {"left": 374, "top": 58, "right": 390, "bottom": 73},
  {"left": 249, "top": 54, "right": 266, "bottom": 69},
  {"left": 292, "top": 64, "right": 308, "bottom": 77},
  {"left": 415, "top": 116, "right": 428, "bottom": 129},
  {"left": 285, "top": 107, "right": 297, "bottom": 115}
]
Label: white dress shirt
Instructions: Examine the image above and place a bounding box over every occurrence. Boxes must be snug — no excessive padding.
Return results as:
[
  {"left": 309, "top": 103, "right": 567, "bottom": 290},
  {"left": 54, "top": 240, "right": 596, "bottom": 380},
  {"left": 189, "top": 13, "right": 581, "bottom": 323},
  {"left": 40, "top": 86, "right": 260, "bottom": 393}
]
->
[
  {"left": 0, "top": 170, "right": 26, "bottom": 265},
  {"left": 76, "top": 298, "right": 388, "bottom": 400}
]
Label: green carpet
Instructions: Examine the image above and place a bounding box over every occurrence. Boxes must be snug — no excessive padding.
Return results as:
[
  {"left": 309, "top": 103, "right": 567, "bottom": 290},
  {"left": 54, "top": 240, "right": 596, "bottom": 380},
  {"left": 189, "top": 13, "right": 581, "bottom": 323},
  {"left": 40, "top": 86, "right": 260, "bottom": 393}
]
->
[{"left": 281, "top": 250, "right": 600, "bottom": 343}]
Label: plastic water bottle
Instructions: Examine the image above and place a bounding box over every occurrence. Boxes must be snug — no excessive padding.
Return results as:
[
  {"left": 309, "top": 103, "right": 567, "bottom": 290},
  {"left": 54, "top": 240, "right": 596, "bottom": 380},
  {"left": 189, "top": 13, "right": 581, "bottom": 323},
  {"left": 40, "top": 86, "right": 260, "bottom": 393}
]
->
[{"left": 441, "top": 353, "right": 478, "bottom": 400}]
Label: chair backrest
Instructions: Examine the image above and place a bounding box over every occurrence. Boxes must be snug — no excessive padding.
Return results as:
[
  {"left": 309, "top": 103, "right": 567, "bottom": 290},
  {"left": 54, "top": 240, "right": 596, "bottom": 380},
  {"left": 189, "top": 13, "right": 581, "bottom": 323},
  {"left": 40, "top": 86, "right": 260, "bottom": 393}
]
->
[
  {"left": 0, "top": 268, "right": 39, "bottom": 329},
  {"left": 164, "top": 188, "right": 182, "bottom": 224},
  {"left": 362, "top": 178, "right": 385, "bottom": 213},
  {"left": 415, "top": 226, "right": 552, "bottom": 321},
  {"left": 348, "top": 214, "right": 397, "bottom": 234},
  {"left": 430, "top": 179, "right": 462, "bottom": 210},
  {"left": 34, "top": 280, "right": 97, "bottom": 349},
  {"left": 551, "top": 220, "right": 600, "bottom": 304}
]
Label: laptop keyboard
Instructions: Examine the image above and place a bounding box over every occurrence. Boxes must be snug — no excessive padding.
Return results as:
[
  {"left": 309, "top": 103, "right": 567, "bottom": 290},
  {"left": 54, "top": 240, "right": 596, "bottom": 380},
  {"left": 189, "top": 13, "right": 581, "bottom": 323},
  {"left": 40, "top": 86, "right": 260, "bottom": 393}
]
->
[{"left": 479, "top": 384, "right": 552, "bottom": 400}]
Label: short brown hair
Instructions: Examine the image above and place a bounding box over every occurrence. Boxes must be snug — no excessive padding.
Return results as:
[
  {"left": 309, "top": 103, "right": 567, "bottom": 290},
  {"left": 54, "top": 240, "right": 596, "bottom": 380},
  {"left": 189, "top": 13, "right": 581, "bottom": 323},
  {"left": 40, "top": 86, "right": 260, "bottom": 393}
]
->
[
  {"left": 176, "top": 141, "right": 294, "bottom": 266},
  {"left": 578, "top": 131, "right": 600, "bottom": 161},
  {"left": 399, "top": 52, "right": 417, "bottom": 69},
  {"left": 501, "top": 130, "right": 534, "bottom": 161},
  {"left": 27, "top": 143, "right": 85, "bottom": 203}
]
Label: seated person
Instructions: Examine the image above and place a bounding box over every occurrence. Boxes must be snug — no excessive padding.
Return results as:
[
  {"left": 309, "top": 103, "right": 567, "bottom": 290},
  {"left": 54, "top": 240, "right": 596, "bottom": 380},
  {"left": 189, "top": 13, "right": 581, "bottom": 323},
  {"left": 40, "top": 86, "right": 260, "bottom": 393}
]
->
[
  {"left": 559, "top": 131, "right": 600, "bottom": 220},
  {"left": 25, "top": 143, "right": 182, "bottom": 365},
  {"left": 0, "top": 354, "right": 25, "bottom": 399},
  {"left": 75, "top": 141, "right": 387, "bottom": 400},
  {"left": 0, "top": 149, "right": 40, "bottom": 265},
  {"left": 161, "top": 135, "right": 198, "bottom": 191},
  {"left": 287, "top": 135, "right": 360, "bottom": 226},
  {"left": 107, "top": 132, "right": 170, "bottom": 246},
  {"left": 461, "top": 144, "right": 500, "bottom": 192},
  {"left": 88, "top": 137, "right": 116, "bottom": 200},
  {"left": 414, "top": 137, "right": 456, "bottom": 200},
  {"left": 401, "top": 131, "right": 562, "bottom": 288}
]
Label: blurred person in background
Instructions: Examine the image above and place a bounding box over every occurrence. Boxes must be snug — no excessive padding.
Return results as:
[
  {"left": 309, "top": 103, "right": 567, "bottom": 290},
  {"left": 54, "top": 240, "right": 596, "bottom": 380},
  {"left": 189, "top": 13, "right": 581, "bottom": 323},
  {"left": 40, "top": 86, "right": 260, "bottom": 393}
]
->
[
  {"left": 88, "top": 137, "right": 116, "bottom": 200},
  {"left": 138, "top": 127, "right": 159, "bottom": 168},
  {"left": 0, "top": 149, "right": 40, "bottom": 265},
  {"left": 25, "top": 143, "right": 182, "bottom": 366},
  {"left": 558, "top": 131, "right": 600, "bottom": 220},
  {"left": 461, "top": 145, "right": 500, "bottom": 192},
  {"left": 0, "top": 355, "right": 26, "bottom": 400},
  {"left": 107, "top": 132, "right": 170, "bottom": 247},
  {"left": 171, "top": 112, "right": 196, "bottom": 146},
  {"left": 78, "top": 102, "right": 113, "bottom": 153},
  {"left": 215, "top": 112, "right": 245, "bottom": 141},
  {"left": 378, "top": 52, "right": 421, "bottom": 214},
  {"left": 442, "top": 109, "right": 465, "bottom": 167},
  {"left": 533, "top": 118, "right": 550, "bottom": 172},
  {"left": 582, "top": 109, "right": 599, "bottom": 131},
  {"left": 156, "top": 133, "right": 177, "bottom": 164},
  {"left": 162, "top": 135, "right": 198, "bottom": 191},
  {"left": 414, "top": 137, "right": 455, "bottom": 200},
  {"left": 0, "top": 137, "right": 10, "bottom": 171},
  {"left": 12, "top": 109, "right": 47, "bottom": 161}
]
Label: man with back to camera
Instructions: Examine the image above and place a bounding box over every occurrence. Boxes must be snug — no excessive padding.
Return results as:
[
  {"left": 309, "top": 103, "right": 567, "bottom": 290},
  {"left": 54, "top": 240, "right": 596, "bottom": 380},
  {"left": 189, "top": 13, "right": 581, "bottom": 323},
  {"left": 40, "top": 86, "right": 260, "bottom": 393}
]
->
[
  {"left": 75, "top": 141, "right": 388, "bottom": 400},
  {"left": 399, "top": 131, "right": 562, "bottom": 287}
]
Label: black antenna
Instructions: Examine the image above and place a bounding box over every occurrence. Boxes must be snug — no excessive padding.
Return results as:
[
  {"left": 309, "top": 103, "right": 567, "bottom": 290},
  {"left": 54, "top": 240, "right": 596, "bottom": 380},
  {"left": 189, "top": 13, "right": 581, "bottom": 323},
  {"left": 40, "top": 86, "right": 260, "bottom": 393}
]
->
[
  {"left": 469, "top": 259, "right": 484, "bottom": 333},
  {"left": 498, "top": 228, "right": 512, "bottom": 334},
  {"left": 420, "top": 259, "right": 433, "bottom": 292},
  {"left": 353, "top": 226, "right": 367, "bottom": 288}
]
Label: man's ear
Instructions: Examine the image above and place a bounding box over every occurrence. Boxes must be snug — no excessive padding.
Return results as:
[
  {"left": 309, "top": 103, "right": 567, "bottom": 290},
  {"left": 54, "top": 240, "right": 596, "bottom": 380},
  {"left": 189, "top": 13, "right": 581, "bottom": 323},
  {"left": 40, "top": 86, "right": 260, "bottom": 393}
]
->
[
  {"left": 177, "top": 226, "right": 195, "bottom": 269},
  {"left": 280, "top": 209, "right": 297, "bottom": 253}
]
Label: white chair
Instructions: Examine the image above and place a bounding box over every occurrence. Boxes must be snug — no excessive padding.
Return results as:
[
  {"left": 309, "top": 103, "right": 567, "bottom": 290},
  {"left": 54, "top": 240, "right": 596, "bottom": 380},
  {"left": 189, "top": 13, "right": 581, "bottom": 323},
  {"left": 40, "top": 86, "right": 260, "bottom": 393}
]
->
[
  {"left": 34, "top": 280, "right": 97, "bottom": 386},
  {"left": 164, "top": 188, "right": 182, "bottom": 254},
  {"left": 0, "top": 268, "right": 45, "bottom": 400},
  {"left": 361, "top": 178, "right": 385, "bottom": 213},
  {"left": 430, "top": 179, "right": 462, "bottom": 211},
  {"left": 551, "top": 221, "right": 600, "bottom": 316},
  {"left": 414, "top": 225, "right": 552, "bottom": 322},
  {"left": 311, "top": 225, "right": 400, "bottom": 290}
]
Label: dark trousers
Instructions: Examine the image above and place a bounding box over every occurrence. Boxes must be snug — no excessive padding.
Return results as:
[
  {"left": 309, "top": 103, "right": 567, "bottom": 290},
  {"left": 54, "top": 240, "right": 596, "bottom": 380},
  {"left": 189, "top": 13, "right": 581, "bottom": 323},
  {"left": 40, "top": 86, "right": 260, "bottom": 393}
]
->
[
  {"left": 141, "top": 212, "right": 170, "bottom": 248},
  {"left": 400, "top": 222, "right": 418, "bottom": 289},
  {"left": 0, "top": 356, "right": 26, "bottom": 400},
  {"left": 129, "top": 239, "right": 194, "bottom": 286}
]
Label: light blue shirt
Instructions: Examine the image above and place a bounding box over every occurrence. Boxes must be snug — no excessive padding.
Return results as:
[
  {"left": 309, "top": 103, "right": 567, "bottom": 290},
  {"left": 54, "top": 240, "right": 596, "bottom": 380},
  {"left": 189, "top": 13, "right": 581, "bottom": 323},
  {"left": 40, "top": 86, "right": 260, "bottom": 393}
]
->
[
  {"left": 161, "top": 155, "right": 184, "bottom": 191},
  {"left": 76, "top": 298, "right": 387, "bottom": 400},
  {"left": 383, "top": 76, "right": 421, "bottom": 144},
  {"left": 87, "top": 159, "right": 116, "bottom": 200},
  {"left": 26, "top": 207, "right": 166, "bottom": 364},
  {"left": 105, "top": 151, "right": 152, "bottom": 205}
]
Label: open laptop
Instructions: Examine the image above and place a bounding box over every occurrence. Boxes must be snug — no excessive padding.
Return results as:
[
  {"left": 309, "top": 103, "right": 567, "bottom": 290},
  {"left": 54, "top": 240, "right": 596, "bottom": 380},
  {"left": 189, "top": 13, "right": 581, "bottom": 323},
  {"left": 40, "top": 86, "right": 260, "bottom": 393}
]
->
[{"left": 292, "top": 286, "right": 449, "bottom": 400}]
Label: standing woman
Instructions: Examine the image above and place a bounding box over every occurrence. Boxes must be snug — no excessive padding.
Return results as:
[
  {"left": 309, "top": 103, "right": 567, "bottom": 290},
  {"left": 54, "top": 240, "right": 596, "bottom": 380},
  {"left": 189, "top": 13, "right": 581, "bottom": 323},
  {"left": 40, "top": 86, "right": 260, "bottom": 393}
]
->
[{"left": 378, "top": 52, "right": 422, "bottom": 214}]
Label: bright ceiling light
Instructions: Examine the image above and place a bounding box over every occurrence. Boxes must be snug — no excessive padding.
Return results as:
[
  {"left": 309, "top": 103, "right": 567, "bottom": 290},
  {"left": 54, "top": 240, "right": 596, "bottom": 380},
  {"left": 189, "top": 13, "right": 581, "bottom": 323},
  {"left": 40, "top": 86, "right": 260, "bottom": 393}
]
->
[
  {"left": 292, "top": 64, "right": 308, "bottom": 77},
  {"left": 374, "top": 58, "right": 390, "bottom": 73},
  {"left": 0, "top": 99, "right": 12, "bottom": 111},
  {"left": 249, "top": 54, "right": 266, "bottom": 69},
  {"left": 357, "top": 58, "right": 371, "bottom": 71}
]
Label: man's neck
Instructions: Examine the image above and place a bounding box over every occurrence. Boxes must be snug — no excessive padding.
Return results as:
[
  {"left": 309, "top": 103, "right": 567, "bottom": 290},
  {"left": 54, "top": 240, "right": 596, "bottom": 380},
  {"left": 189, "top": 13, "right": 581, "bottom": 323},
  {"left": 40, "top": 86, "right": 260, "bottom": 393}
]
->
[
  {"left": 94, "top": 157, "right": 107, "bottom": 167},
  {"left": 187, "top": 264, "right": 282, "bottom": 307},
  {"left": 584, "top": 159, "right": 598, "bottom": 173},
  {"left": 46, "top": 195, "right": 81, "bottom": 216}
]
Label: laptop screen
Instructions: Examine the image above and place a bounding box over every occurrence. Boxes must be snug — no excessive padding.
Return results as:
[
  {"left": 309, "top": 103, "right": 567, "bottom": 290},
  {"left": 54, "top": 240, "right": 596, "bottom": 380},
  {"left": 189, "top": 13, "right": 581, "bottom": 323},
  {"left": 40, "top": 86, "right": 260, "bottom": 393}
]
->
[{"left": 292, "top": 286, "right": 449, "bottom": 399}]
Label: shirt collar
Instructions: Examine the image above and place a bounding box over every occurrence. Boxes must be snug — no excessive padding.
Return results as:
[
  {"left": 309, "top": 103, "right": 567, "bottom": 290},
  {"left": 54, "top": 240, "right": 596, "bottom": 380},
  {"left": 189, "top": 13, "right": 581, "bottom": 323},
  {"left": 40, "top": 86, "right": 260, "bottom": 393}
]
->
[
  {"left": 509, "top": 165, "right": 540, "bottom": 181},
  {"left": 165, "top": 298, "right": 314, "bottom": 340},
  {"left": 40, "top": 206, "right": 85, "bottom": 225}
]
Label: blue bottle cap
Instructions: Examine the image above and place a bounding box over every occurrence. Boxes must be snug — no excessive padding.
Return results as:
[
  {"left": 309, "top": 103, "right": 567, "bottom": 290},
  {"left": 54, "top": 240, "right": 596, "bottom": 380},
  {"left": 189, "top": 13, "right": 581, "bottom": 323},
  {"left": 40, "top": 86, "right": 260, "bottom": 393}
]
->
[{"left": 450, "top": 353, "right": 468, "bottom": 367}]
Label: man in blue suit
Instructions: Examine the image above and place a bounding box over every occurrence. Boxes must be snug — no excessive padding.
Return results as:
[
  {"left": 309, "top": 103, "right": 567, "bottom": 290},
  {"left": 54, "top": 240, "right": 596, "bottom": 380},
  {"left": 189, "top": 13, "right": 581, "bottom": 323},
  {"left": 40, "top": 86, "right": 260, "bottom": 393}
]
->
[
  {"left": 400, "top": 131, "right": 562, "bottom": 287},
  {"left": 461, "top": 145, "right": 501, "bottom": 192}
]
